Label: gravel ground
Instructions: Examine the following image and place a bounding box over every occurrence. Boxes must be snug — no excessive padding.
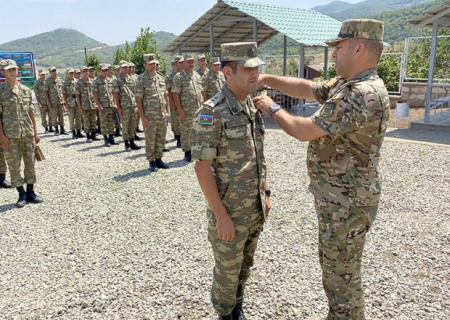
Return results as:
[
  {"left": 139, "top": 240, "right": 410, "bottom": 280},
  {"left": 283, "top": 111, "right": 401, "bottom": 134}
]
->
[{"left": 0, "top": 120, "right": 449, "bottom": 320}]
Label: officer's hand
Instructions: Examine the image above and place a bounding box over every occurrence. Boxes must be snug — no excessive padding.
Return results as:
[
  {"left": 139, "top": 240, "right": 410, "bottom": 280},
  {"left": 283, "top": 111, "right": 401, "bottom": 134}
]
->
[
  {"left": 48, "top": 102, "right": 54, "bottom": 109},
  {"left": 64, "top": 103, "right": 70, "bottom": 111},
  {"left": 97, "top": 105, "right": 104, "bottom": 113},
  {"left": 216, "top": 215, "right": 235, "bottom": 242},
  {"left": 252, "top": 95, "right": 275, "bottom": 115},
  {"left": 0, "top": 136, "right": 9, "bottom": 150},
  {"left": 118, "top": 108, "right": 124, "bottom": 118},
  {"left": 142, "top": 117, "right": 149, "bottom": 129},
  {"left": 265, "top": 194, "right": 272, "bottom": 216},
  {"left": 35, "top": 135, "right": 41, "bottom": 144},
  {"left": 178, "top": 108, "right": 186, "bottom": 120}
]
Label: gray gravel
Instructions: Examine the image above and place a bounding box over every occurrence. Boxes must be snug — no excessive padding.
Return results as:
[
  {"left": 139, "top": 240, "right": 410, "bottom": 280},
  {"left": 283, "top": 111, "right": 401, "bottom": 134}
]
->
[{"left": 0, "top": 122, "right": 449, "bottom": 319}]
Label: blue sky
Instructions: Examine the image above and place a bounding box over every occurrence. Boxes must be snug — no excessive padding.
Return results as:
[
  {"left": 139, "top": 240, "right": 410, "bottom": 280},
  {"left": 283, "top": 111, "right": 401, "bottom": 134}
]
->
[{"left": 0, "top": 0, "right": 362, "bottom": 45}]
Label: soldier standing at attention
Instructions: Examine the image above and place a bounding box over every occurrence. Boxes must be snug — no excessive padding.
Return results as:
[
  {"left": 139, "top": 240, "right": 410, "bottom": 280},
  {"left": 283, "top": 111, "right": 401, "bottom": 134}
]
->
[
  {"left": 93, "top": 64, "right": 118, "bottom": 147},
  {"left": 33, "top": 70, "right": 53, "bottom": 133},
  {"left": 62, "top": 68, "right": 84, "bottom": 139},
  {"left": 166, "top": 55, "right": 183, "bottom": 148},
  {"left": 253, "top": 19, "right": 388, "bottom": 320},
  {"left": 0, "top": 61, "right": 12, "bottom": 189},
  {"left": 202, "top": 57, "right": 226, "bottom": 100},
  {"left": 76, "top": 66, "right": 98, "bottom": 143},
  {"left": 0, "top": 59, "right": 43, "bottom": 207},
  {"left": 136, "top": 54, "right": 170, "bottom": 172},
  {"left": 196, "top": 53, "right": 209, "bottom": 77},
  {"left": 107, "top": 65, "right": 121, "bottom": 137},
  {"left": 172, "top": 54, "right": 205, "bottom": 162},
  {"left": 128, "top": 62, "right": 143, "bottom": 137},
  {"left": 44, "top": 66, "right": 68, "bottom": 136},
  {"left": 113, "top": 62, "right": 141, "bottom": 152},
  {"left": 74, "top": 69, "right": 81, "bottom": 81},
  {"left": 192, "top": 42, "right": 270, "bottom": 320},
  {"left": 88, "top": 66, "right": 96, "bottom": 81}
]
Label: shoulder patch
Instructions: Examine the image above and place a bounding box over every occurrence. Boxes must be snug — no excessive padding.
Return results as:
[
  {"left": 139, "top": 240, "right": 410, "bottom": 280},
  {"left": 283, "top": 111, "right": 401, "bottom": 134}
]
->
[
  {"left": 203, "top": 91, "right": 225, "bottom": 109},
  {"left": 198, "top": 113, "right": 214, "bottom": 125}
]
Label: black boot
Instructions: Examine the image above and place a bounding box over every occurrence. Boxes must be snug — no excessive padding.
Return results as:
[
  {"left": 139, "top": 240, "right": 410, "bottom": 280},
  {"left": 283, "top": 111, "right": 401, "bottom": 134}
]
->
[
  {"left": 44, "top": 126, "right": 49, "bottom": 133},
  {"left": 124, "top": 140, "right": 131, "bottom": 152},
  {"left": 184, "top": 151, "right": 192, "bottom": 162},
  {"left": 163, "top": 147, "right": 170, "bottom": 152},
  {"left": 109, "top": 134, "right": 118, "bottom": 145},
  {"left": 91, "top": 132, "right": 99, "bottom": 141},
  {"left": 60, "top": 125, "right": 68, "bottom": 135},
  {"left": 72, "top": 130, "right": 77, "bottom": 139},
  {"left": 134, "top": 133, "right": 142, "bottom": 141},
  {"left": 218, "top": 315, "right": 233, "bottom": 320},
  {"left": 149, "top": 161, "right": 158, "bottom": 172},
  {"left": 115, "top": 127, "right": 122, "bottom": 137},
  {"left": 26, "top": 184, "right": 43, "bottom": 204},
  {"left": 76, "top": 129, "right": 85, "bottom": 138},
  {"left": 155, "top": 159, "right": 169, "bottom": 169},
  {"left": 55, "top": 126, "right": 60, "bottom": 136},
  {"left": 103, "top": 135, "right": 111, "bottom": 147},
  {"left": 16, "top": 186, "right": 27, "bottom": 208},
  {"left": 176, "top": 135, "right": 181, "bottom": 148},
  {"left": 86, "top": 132, "right": 92, "bottom": 143},
  {"left": 130, "top": 139, "right": 141, "bottom": 150},
  {"left": 232, "top": 303, "right": 247, "bottom": 320},
  {"left": 49, "top": 126, "right": 55, "bottom": 132},
  {"left": 136, "top": 126, "right": 143, "bottom": 133},
  {"left": 0, "top": 173, "right": 12, "bottom": 188}
]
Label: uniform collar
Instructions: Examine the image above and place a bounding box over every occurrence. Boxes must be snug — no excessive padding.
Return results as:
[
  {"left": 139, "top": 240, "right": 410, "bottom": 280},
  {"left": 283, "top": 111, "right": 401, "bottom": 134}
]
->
[
  {"left": 348, "top": 68, "right": 377, "bottom": 82},
  {"left": 222, "top": 84, "right": 252, "bottom": 116}
]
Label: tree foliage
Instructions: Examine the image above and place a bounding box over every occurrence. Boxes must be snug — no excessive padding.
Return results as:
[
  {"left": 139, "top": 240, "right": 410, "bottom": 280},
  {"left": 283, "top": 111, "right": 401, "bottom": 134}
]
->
[{"left": 85, "top": 52, "right": 103, "bottom": 72}]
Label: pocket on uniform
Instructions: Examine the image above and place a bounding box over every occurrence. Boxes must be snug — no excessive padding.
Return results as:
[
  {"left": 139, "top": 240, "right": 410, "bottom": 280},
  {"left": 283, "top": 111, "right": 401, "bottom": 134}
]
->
[{"left": 224, "top": 118, "right": 248, "bottom": 139}]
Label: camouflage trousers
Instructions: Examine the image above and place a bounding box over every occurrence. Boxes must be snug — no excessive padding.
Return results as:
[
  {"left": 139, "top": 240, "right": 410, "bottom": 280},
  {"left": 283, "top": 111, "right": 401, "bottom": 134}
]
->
[
  {"left": 315, "top": 198, "right": 378, "bottom": 320},
  {"left": 0, "top": 145, "right": 7, "bottom": 174},
  {"left": 50, "top": 103, "right": 65, "bottom": 127},
  {"left": 122, "top": 107, "right": 136, "bottom": 141},
  {"left": 99, "top": 108, "right": 115, "bottom": 135},
  {"left": 114, "top": 111, "right": 121, "bottom": 129},
  {"left": 135, "top": 111, "right": 141, "bottom": 130},
  {"left": 170, "top": 106, "right": 181, "bottom": 135},
  {"left": 180, "top": 111, "right": 195, "bottom": 152},
  {"left": 67, "top": 105, "right": 82, "bottom": 131},
  {"left": 208, "top": 208, "right": 264, "bottom": 316},
  {"left": 82, "top": 109, "right": 97, "bottom": 134},
  {"left": 3, "top": 136, "right": 36, "bottom": 188},
  {"left": 39, "top": 104, "right": 52, "bottom": 128},
  {"left": 144, "top": 116, "right": 167, "bottom": 161}
]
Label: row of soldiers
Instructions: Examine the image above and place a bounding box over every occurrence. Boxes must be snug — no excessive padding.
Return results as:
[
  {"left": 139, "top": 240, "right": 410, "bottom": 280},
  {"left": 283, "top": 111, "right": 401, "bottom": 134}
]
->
[{"left": 31, "top": 53, "right": 225, "bottom": 171}]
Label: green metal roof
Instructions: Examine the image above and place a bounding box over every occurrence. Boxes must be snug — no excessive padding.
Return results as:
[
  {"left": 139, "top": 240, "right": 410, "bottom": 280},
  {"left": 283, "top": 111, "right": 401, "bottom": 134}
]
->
[{"left": 163, "top": 0, "right": 342, "bottom": 53}]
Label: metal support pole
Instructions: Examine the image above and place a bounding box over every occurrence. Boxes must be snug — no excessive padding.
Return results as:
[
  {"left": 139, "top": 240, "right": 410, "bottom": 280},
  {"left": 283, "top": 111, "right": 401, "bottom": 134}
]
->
[
  {"left": 425, "top": 20, "right": 439, "bottom": 123},
  {"left": 253, "top": 19, "right": 257, "bottom": 42},
  {"left": 297, "top": 44, "right": 305, "bottom": 114},
  {"left": 283, "top": 35, "right": 287, "bottom": 76},
  {"left": 324, "top": 47, "right": 329, "bottom": 80},
  {"left": 210, "top": 23, "right": 214, "bottom": 58}
]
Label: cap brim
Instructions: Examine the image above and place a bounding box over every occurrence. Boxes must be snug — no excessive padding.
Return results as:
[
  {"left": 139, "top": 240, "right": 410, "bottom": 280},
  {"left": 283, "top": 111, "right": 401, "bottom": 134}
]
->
[
  {"left": 239, "top": 57, "right": 265, "bottom": 68},
  {"left": 324, "top": 36, "right": 350, "bottom": 46},
  {"left": 4, "top": 66, "right": 19, "bottom": 70}
]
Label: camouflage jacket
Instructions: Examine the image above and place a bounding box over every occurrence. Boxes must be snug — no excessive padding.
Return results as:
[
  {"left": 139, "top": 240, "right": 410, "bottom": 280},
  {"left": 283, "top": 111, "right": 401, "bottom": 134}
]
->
[
  {"left": 62, "top": 78, "right": 78, "bottom": 107},
  {"left": 76, "top": 78, "right": 95, "bottom": 110},
  {"left": 191, "top": 84, "right": 267, "bottom": 218},
  {"left": 165, "top": 69, "right": 177, "bottom": 91},
  {"left": 92, "top": 75, "right": 114, "bottom": 108},
  {"left": 44, "top": 76, "right": 64, "bottom": 105},
  {"left": 33, "top": 79, "right": 47, "bottom": 106},
  {"left": 0, "top": 82, "right": 35, "bottom": 138},
  {"left": 172, "top": 70, "right": 203, "bottom": 114},
  {"left": 309, "top": 68, "right": 390, "bottom": 207},
  {"left": 196, "top": 67, "right": 209, "bottom": 78},
  {"left": 113, "top": 74, "right": 136, "bottom": 109},
  {"left": 202, "top": 70, "right": 225, "bottom": 100},
  {"left": 135, "top": 71, "right": 167, "bottom": 118}
]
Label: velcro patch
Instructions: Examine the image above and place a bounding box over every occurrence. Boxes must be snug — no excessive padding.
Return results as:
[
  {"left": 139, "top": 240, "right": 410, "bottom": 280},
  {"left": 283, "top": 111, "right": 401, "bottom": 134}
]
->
[{"left": 199, "top": 114, "right": 214, "bottom": 125}]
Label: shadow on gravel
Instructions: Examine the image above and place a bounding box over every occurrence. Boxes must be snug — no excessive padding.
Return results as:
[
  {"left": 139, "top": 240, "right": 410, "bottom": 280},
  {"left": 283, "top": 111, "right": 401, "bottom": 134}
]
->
[
  {"left": 61, "top": 140, "right": 87, "bottom": 148},
  {"left": 165, "top": 159, "right": 191, "bottom": 168},
  {"left": 113, "top": 168, "right": 150, "bottom": 182},
  {"left": 78, "top": 144, "right": 109, "bottom": 152},
  {"left": 0, "top": 203, "right": 15, "bottom": 214},
  {"left": 126, "top": 153, "right": 146, "bottom": 160},
  {"left": 97, "top": 150, "right": 125, "bottom": 157},
  {"left": 385, "top": 129, "right": 450, "bottom": 146}
]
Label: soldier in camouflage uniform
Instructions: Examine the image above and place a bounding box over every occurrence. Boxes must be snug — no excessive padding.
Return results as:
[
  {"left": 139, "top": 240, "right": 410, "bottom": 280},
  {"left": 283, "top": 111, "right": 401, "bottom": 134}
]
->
[
  {"left": 33, "top": 70, "right": 53, "bottom": 133},
  {"left": 74, "top": 69, "right": 81, "bottom": 81},
  {"left": 196, "top": 53, "right": 209, "bottom": 77},
  {"left": 254, "top": 19, "right": 388, "bottom": 320},
  {"left": 0, "top": 59, "right": 43, "bottom": 207},
  {"left": 93, "top": 64, "right": 118, "bottom": 147},
  {"left": 202, "top": 57, "right": 226, "bottom": 100},
  {"left": 76, "top": 66, "right": 98, "bottom": 143},
  {"left": 128, "top": 61, "right": 143, "bottom": 137},
  {"left": 166, "top": 55, "right": 184, "bottom": 148},
  {"left": 0, "top": 144, "right": 12, "bottom": 188},
  {"left": 113, "top": 62, "right": 141, "bottom": 152},
  {"left": 44, "top": 66, "right": 68, "bottom": 135},
  {"left": 88, "top": 66, "right": 95, "bottom": 81},
  {"left": 62, "top": 68, "right": 84, "bottom": 139},
  {"left": 172, "top": 54, "right": 205, "bottom": 162},
  {"left": 136, "top": 54, "right": 171, "bottom": 172},
  {"left": 192, "top": 42, "right": 270, "bottom": 320}
]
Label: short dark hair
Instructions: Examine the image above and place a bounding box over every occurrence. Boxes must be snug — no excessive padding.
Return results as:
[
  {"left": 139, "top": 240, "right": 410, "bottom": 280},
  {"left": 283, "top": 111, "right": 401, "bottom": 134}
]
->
[
  {"left": 350, "top": 39, "right": 384, "bottom": 62},
  {"left": 221, "top": 61, "right": 238, "bottom": 74}
]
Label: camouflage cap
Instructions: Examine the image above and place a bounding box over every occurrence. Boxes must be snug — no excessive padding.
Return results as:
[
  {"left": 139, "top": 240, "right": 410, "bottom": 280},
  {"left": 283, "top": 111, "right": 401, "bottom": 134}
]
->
[
  {"left": 2, "top": 59, "right": 19, "bottom": 70},
  {"left": 0, "top": 60, "right": 6, "bottom": 68},
  {"left": 38, "top": 69, "right": 46, "bottom": 75},
  {"left": 80, "top": 66, "right": 89, "bottom": 71},
  {"left": 220, "top": 42, "right": 265, "bottom": 68},
  {"left": 120, "top": 61, "right": 129, "bottom": 68},
  {"left": 325, "top": 19, "right": 384, "bottom": 46},
  {"left": 197, "top": 54, "right": 206, "bottom": 60},
  {"left": 174, "top": 55, "right": 184, "bottom": 63},
  {"left": 100, "top": 63, "right": 109, "bottom": 70},
  {"left": 184, "top": 54, "right": 194, "bottom": 61},
  {"left": 143, "top": 53, "right": 156, "bottom": 63},
  {"left": 49, "top": 66, "right": 57, "bottom": 71},
  {"left": 88, "top": 66, "right": 94, "bottom": 70},
  {"left": 114, "top": 65, "right": 120, "bottom": 70},
  {"left": 66, "top": 68, "right": 74, "bottom": 73},
  {"left": 74, "top": 69, "right": 80, "bottom": 73},
  {"left": 211, "top": 57, "right": 221, "bottom": 65},
  {"left": 129, "top": 62, "right": 135, "bottom": 67}
]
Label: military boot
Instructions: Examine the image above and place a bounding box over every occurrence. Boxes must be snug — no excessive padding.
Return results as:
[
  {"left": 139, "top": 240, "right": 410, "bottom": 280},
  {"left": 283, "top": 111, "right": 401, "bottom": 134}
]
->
[
  {"left": 218, "top": 315, "right": 233, "bottom": 320},
  {"left": 16, "top": 186, "right": 27, "bottom": 208},
  {"left": 134, "top": 133, "right": 142, "bottom": 141},
  {"left": 49, "top": 126, "right": 55, "bottom": 132},
  {"left": 60, "top": 125, "right": 68, "bottom": 135},
  {"left": 26, "top": 184, "right": 44, "bottom": 204},
  {"left": 72, "top": 130, "right": 77, "bottom": 139},
  {"left": 109, "top": 134, "right": 118, "bottom": 145},
  {"left": 175, "top": 135, "right": 181, "bottom": 148},
  {"left": 115, "top": 127, "right": 122, "bottom": 137},
  {"left": 91, "top": 132, "right": 99, "bottom": 141},
  {"left": 54, "top": 126, "right": 60, "bottom": 136},
  {"left": 184, "top": 151, "right": 192, "bottom": 162},
  {"left": 0, "top": 173, "right": 12, "bottom": 188},
  {"left": 44, "top": 126, "right": 49, "bottom": 133},
  {"left": 124, "top": 140, "right": 131, "bottom": 152},
  {"left": 76, "top": 129, "right": 85, "bottom": 138},
  {"left": 86, "top": 132, "right": 92, "bottom": 143},
  {"left": 232, "top": 303, "right": 247, "bottom": 320},
  {"left": 103, "top": 135, "right": 111, "bottom": 147},
  {"left": 155, "top": 159, "right": 169, "bottom": 169},
  {"left": 149, "top": 161, "right": 158, "bottom": 172},
  {"left": 129, "top": 139, "right": 141, "bottom": 150},
  {"left": 136, "top": 125, "right": 143, "bottom": 133}
]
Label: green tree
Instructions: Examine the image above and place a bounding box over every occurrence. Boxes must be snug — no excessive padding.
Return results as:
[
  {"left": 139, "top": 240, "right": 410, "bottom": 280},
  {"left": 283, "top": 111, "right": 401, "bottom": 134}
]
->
[{"left": 85, "top": 52, "right": 102, "bottom": 73}]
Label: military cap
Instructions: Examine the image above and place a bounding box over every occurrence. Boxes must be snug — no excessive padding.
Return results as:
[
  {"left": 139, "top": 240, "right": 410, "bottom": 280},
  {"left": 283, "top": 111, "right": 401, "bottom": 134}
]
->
[
  {"left": 49, "top": 66, "right": 57, "bottom": 71},
  {"left": 114, "top": 65, "right": 120, "bottom": 70},
  {"left": 220, "top": 42, "right": 265, "bottom": 67},
  {"left": 99, "top": 63, "right": 109, "bottom": 70},
  {"left": 143, "top": 53, "right": 159, "bottom": 64},
  {"left": 325, "top": 19, "right": 384, "bottom": 46},
  {"left": 74, "top": 69, "right": 80, "bottom": 73},
  {"left": 211, "top": 57, "right": 221, "bottom": 65},
  {"left": 184, "top": 54, "right": 194, "bottom": 61},
  {"left": 38, "top": 69, "right": 46, "bottom": 75},
  {"left": 80, "top": 66, "right": 89, "bottom": 71},
  {"left": 66, "top": 68, "right": 74, "bottom": 73},
  {"left": 2, "top": 59, "right": 19, "bottom": 70},
  {"left": 0, "top": 60, "right": 6, "bottom": 68},
  {"left": 88, "top": 66, "right": 94, "bottom": 70},
  {"left": 197, "top": 54, "right": 206, "bottom": 60},
  {"left": 174, "top": 55, "right": 184, "bottom": 63},
  {"left": 120, "top": 61, "right": 129, "bottom": 68}
]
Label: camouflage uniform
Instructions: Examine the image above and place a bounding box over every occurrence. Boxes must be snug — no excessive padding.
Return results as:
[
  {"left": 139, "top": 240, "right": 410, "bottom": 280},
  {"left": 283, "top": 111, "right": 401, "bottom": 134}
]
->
[
  {"left": 172, "top": 68, "right": 203, "bottom": 152},
  {"left": 114, "top": 73, "right": 136, "bottom": 141},
  {"left": 135, "top": 66, "right": 168, "bottom": 162},
  {"left": 76, "top": 77, "right": 97, "bottom": 135},
  {"left": 192, "top": 83, "right": 267, "bottom": 317},
  {"left": 196, "top": 67, "right": 209, "bottom": 78},
  {"left": 202, "top": 68, "right": 225, "bottom": 100},
  {"left": 33, "top": 74, "right": 53, "bottom": 130},
  {"left": 62, "top": 75, "right": 82, "bottom": 131},
  {"left": 92, "top": 73, "right": 115, "bottom": 136},
  {"left": 44, "top": 71, "right": 65, "bottom": 128},
  {"left": 165, "top": 67, "right": 181, "bottom": 136}
]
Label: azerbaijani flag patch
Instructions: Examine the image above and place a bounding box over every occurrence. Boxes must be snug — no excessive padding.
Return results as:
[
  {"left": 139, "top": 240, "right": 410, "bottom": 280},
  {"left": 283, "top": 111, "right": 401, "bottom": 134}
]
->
[{"left": 199, "top": 114, "right": 214, "bottom": 125}]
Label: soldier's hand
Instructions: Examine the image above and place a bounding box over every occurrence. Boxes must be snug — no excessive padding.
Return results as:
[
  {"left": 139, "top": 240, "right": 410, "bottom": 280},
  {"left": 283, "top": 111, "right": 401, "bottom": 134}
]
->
[
  {"left": 265, "top": 194, "right": 272, "bottom": 216},
  {"left": 35, "top": 135, "right": 41, "bottom": 144},
  {"left": 0, "top": 136, "right": 9, "bottom": 150},
  {"left": 118, "top": 108, "right": 124, "bottom": 118},
  {"left": 216, "top": 215, "right": 235, "bottom": 242},
  {"left": 142, "top": 117, "right": 149, "bottom": 129},
  {"left": 97, "top": 105, "right": 104, "bottom": 113},
  {"left": 48, "top": 102, "right": 54, "bottom": 109},
  {"left": 253, "top": 95, "right": 275, "bottom": 115},
  {"left": 64, "top": 103, "right": 70, "bottom": 111},
  {"left": 178, "top": 108, "right": 186, "bottom": 120}
]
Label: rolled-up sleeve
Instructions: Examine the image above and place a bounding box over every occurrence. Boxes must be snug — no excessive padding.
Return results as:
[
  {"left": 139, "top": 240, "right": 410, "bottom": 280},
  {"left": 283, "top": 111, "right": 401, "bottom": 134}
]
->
[{"left": 191, "top": 106, "right": 221, "bottom": 161}]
